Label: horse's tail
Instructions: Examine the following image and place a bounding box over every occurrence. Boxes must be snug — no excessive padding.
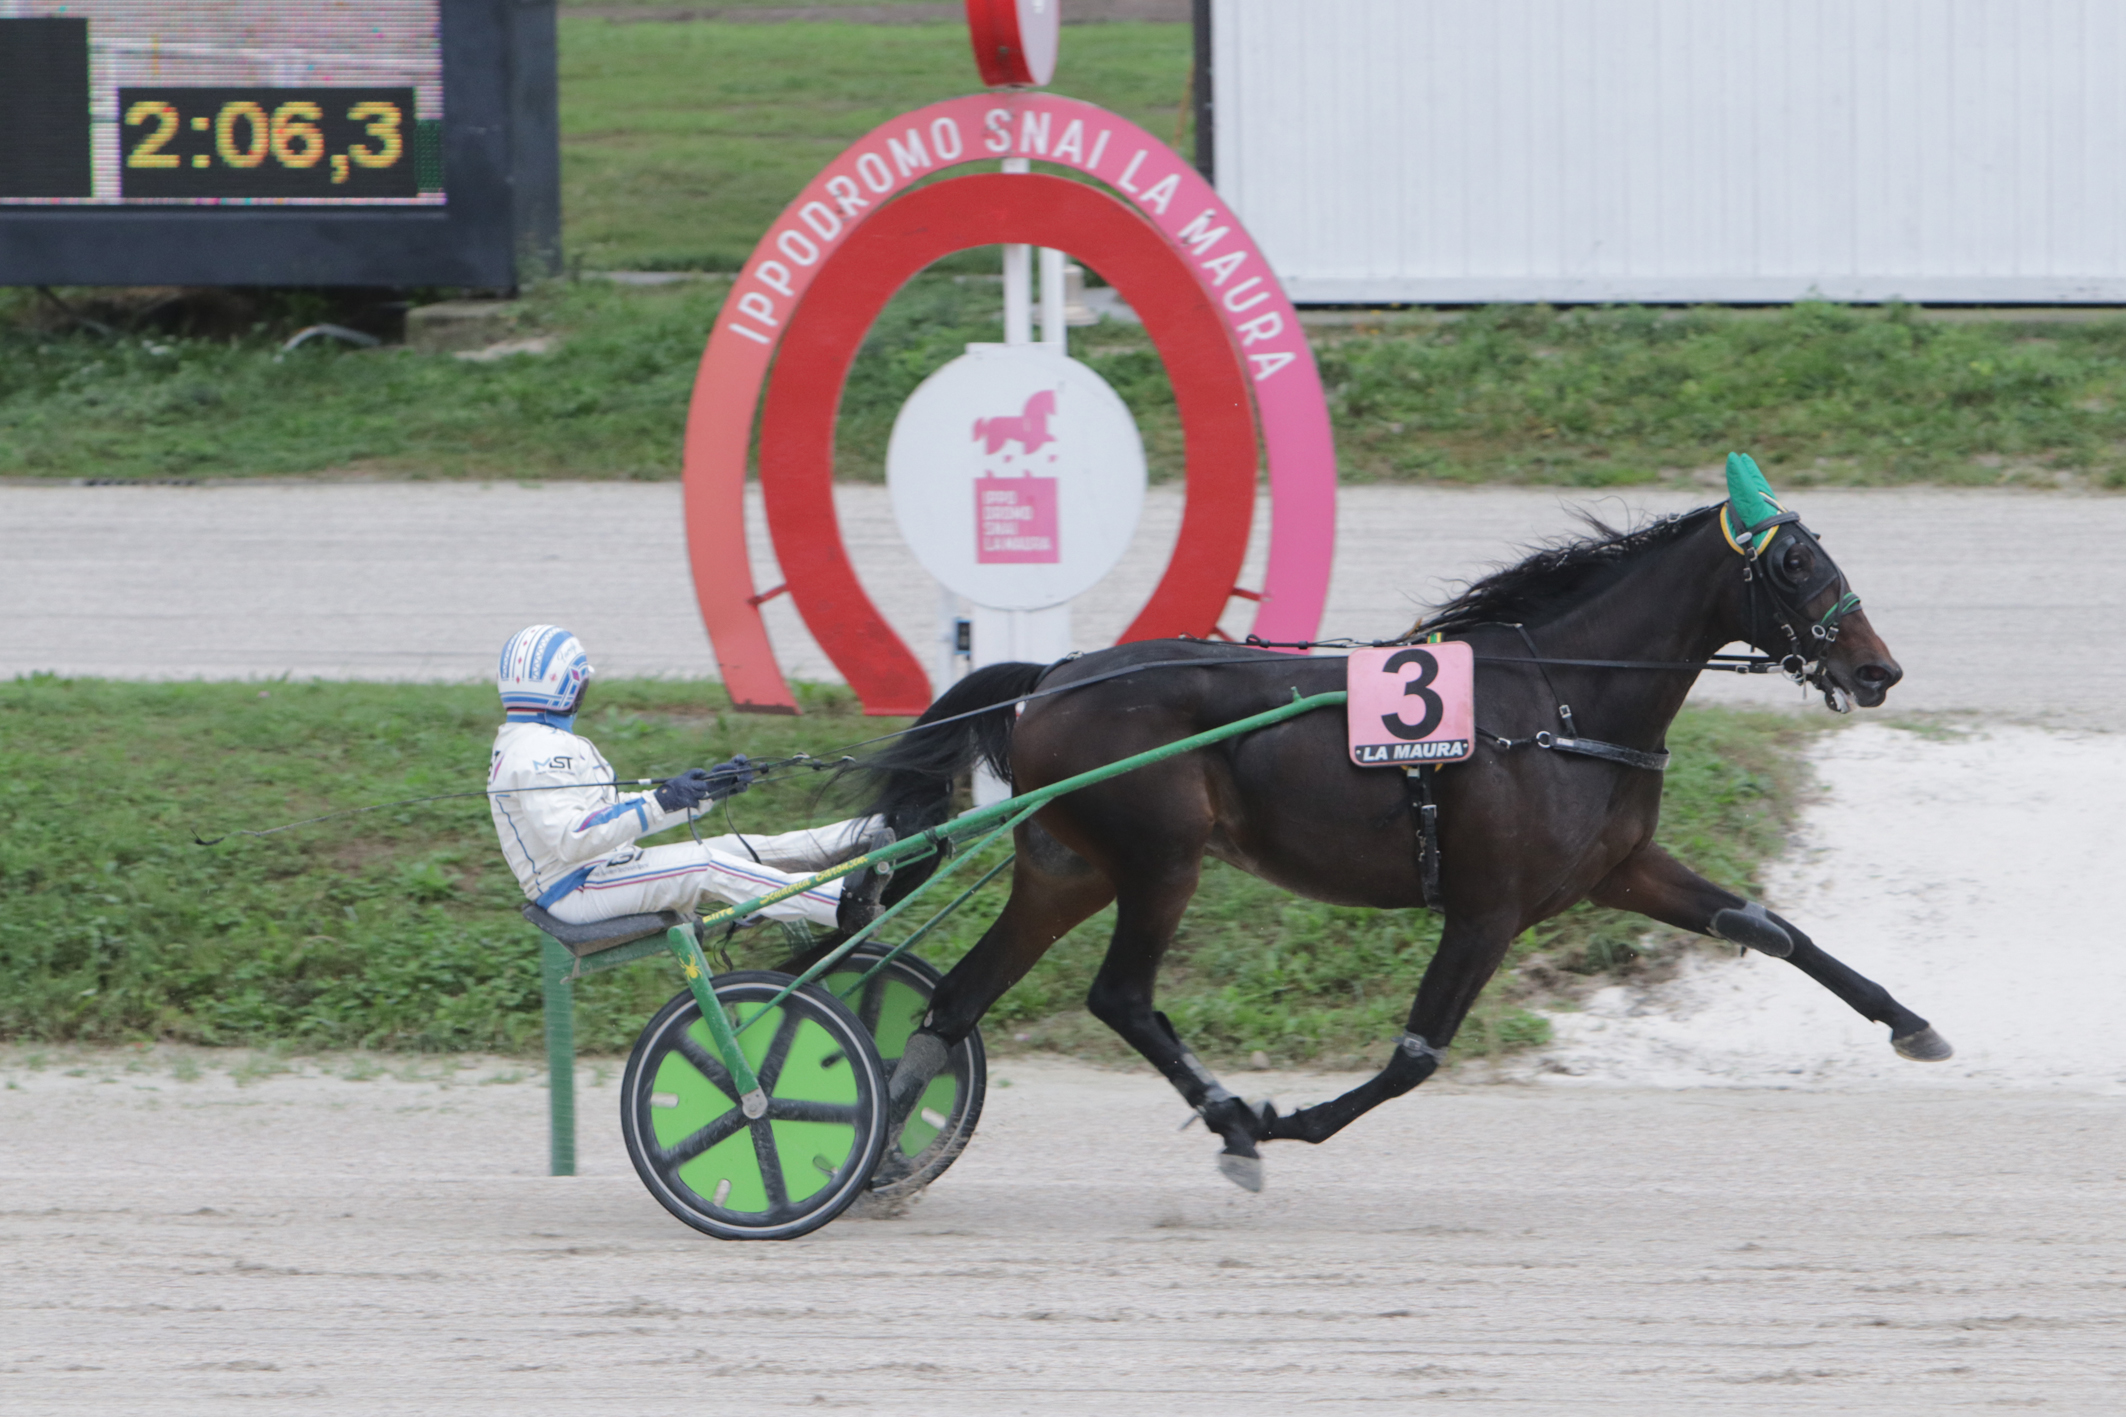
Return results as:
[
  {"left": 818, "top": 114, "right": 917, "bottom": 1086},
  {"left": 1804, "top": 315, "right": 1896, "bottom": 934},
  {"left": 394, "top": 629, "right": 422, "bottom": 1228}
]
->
[
  {"left": 854, "top": 660, "right": 1046, "bottom": 906},
  {"left": 859, "top": 661, "right": 1046, "bottom": 839}
]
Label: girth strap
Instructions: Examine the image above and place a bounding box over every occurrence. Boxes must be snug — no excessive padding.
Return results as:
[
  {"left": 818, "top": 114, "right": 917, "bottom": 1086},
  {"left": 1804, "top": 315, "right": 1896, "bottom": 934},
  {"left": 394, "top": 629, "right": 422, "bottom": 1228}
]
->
[{"left": 1403, "top": 767, "right": 1443, "bottom": 913}]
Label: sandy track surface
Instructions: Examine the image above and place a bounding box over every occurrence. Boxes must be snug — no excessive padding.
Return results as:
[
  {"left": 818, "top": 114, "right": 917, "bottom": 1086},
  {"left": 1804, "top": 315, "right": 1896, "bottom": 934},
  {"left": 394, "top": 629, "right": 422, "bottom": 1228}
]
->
[
  {"left": 1531, "top": 721, "right": 2126, "bottom": 1093},
  {"left": 5, "top": 722, "right": 2124, "bottom": 1412},
  {"left": 5, "top": 1052, "right": 2124, "bottom": 1416}
]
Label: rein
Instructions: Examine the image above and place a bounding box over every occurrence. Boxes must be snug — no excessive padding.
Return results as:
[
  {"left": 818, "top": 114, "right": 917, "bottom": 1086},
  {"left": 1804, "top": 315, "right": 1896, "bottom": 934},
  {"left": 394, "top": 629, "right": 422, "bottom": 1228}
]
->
[
  {"left": 1237, "top": 633, "right": 1784, "bottom": 675},
  {"left": 197, "top": 505, "right": 1859, "bottom": 843}
]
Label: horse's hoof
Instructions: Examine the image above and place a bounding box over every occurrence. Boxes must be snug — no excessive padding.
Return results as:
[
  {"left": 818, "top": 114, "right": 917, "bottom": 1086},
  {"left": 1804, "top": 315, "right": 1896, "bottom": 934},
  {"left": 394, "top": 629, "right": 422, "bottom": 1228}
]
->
[
  {"left": 1216, "top": 1152, "right": 1264, "bottom": 1193},
  {"left": 1892, "top": 1025, "right": 1954, "bottom": 1062},
  {"left": 847, "top": 1188, "right": 920, "bottom": 1220},
  {"left": 867, "top": 1151, "right": 916, "bottom": 1191}
]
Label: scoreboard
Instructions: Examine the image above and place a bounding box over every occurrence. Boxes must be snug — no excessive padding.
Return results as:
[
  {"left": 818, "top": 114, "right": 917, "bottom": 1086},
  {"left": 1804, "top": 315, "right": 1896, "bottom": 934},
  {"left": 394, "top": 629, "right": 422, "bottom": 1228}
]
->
[{"left": 0, "top": 0, "right": 555, "bottom": 286}]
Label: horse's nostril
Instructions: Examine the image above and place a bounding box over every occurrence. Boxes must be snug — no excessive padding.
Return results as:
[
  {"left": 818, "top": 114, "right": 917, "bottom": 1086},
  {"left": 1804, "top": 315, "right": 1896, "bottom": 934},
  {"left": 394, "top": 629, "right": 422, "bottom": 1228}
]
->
[{"left": 1856, "top": 664, "right": 1891, "bottom": 687}]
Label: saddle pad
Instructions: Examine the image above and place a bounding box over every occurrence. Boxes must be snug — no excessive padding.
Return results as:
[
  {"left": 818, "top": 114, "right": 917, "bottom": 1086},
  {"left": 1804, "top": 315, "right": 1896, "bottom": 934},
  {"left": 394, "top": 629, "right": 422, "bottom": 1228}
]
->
[{"left": 1347, "top": 643, "right": 1474, "bottom": 767}]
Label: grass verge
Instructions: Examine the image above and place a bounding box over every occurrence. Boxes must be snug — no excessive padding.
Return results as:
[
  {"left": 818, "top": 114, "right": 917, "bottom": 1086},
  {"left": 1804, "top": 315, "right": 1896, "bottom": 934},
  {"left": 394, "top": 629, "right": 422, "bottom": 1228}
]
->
[
  {"left": 8, "top": 280, "right": 2126, "bottom": 488},
  {"left": 0, "top": 677, "right": 1813, "bottom": 1067}
]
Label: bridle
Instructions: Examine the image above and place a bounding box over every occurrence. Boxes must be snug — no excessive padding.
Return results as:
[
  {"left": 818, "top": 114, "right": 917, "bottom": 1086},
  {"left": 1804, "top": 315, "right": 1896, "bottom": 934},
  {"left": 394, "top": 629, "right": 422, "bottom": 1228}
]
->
[{"left": 1722, "top": 504, "right": 1863, "bottom": 714}]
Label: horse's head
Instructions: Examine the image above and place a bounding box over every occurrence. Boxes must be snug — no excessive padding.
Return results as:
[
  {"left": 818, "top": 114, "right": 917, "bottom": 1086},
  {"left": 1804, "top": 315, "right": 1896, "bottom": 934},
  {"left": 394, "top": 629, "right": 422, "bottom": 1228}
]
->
[{"left": 1721, "top": 453, "right": 1902, "bottom": 712}]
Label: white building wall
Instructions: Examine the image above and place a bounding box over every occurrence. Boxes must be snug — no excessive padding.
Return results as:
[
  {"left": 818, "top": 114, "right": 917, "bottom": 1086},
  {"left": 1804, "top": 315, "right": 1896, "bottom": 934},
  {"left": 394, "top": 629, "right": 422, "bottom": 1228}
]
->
[{"left": 1211, "top": 0, "right": 2126, "bottom": 303}]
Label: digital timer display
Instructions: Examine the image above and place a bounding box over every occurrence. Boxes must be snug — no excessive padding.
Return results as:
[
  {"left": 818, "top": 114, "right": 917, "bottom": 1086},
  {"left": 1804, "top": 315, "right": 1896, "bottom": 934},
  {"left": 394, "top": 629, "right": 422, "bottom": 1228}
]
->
[
  {"left": 0, "top": 1, "right": 442, "bottom": 207},
  {"left": 121, "top": 89, "right": 419, "bottom": 199},
  {"left": 0, "top": 0, "right": 554, "bottom": 289}
]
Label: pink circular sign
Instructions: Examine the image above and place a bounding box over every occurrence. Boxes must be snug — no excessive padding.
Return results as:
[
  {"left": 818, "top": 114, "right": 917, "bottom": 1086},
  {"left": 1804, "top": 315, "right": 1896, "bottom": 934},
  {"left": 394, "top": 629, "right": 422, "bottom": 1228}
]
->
[{"left": 683, "top": 93, "right": 1338, "bottom": 714}]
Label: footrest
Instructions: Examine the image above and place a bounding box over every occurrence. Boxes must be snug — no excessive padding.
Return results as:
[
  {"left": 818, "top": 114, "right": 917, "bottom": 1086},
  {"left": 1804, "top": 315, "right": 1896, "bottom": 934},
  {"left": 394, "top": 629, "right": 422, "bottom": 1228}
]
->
[{"left": 522, "top": 903, "right": 689, "bottom": 958}]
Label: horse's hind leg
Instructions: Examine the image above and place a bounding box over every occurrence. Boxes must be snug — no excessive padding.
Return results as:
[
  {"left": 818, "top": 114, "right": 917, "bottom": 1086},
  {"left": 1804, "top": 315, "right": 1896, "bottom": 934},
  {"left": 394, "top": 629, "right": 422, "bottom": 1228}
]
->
[
  {"left": 873, "top": 824, "right": 1115, "bottom": 1173},
  {"left": 1591, "top": 842, "right": 1951, "bottom": 1061},
  {"left": 1081, "top": 862, "right": 1276, "bottom": 1191}
]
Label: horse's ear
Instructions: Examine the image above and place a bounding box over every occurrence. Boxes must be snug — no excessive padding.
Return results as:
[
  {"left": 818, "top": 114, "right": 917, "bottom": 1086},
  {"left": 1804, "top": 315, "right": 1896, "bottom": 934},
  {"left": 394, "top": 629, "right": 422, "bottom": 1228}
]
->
[{"left": 1724, "top": 452, "right": 1783, "bottom": 529}]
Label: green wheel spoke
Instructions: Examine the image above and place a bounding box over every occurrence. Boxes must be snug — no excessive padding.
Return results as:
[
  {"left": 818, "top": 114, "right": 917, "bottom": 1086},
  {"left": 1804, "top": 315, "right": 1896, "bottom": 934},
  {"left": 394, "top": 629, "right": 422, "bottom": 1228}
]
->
[
  {"left": 750, "top": 1120, "right": 789, "bottom": 1212},
  {"left": 653, "top": 1105, "right": 750, "bottom": 1168},
  {"left": 766, "top": 1099, "right": 861, "bottom": 1126}
]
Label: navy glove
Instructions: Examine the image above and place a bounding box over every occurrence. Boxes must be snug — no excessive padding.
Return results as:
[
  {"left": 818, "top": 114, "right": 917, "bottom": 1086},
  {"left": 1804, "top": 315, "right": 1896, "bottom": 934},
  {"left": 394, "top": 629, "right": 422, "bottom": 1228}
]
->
[
  {"left": 654, "top": 768, "right": 715, "bottom": 813},
  {"left": 653, "top": 756, "right": 753, "bottom": 813},
  {"left": 705, "top": 754, "right": 755, "bottom": 798}
]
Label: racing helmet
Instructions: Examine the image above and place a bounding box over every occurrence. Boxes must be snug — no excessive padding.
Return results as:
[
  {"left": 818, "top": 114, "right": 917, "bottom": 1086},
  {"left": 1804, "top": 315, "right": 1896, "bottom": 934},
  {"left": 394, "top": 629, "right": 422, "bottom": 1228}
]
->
[{"left": 497, "top": 625, "right": 593, "bottom": 714}]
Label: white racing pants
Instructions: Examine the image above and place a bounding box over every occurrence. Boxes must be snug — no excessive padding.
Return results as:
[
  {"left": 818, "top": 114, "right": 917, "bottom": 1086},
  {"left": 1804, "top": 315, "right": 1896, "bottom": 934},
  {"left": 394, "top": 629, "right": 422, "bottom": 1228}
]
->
[{"left": 544, "top": 818, "right": 880, "bottom": 929}]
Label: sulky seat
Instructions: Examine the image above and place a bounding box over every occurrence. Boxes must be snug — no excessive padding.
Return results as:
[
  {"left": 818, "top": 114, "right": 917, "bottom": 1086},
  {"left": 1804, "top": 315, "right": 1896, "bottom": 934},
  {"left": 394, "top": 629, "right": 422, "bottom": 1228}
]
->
[{"left": 521, "top": 902, "right": 690, "bottom": 959}]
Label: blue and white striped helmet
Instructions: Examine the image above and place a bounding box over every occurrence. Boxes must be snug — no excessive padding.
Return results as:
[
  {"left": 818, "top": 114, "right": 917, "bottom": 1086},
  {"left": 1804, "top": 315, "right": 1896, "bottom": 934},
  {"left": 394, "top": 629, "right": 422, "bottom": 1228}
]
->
[{"left": 497, "top": 625, "right": 593, "bottom": 713}]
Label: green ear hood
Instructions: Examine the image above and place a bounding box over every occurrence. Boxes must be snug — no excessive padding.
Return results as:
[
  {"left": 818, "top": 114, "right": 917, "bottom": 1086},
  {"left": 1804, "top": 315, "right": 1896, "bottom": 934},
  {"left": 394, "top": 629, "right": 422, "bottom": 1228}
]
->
[{"left": 1724, "top": 452, "right": 1783, "bottom": 530}]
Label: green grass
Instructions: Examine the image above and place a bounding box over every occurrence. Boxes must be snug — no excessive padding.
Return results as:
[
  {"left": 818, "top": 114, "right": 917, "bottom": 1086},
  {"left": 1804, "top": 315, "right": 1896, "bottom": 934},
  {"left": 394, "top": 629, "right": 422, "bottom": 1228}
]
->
[
  {"left": 1320, "top": 303, "right": 2126, "bottom": 489},
  {"left": 0, "top": 280, "right": 720, "bottom": 480},
  {"left": 0, "top": 677, "right": 1810, "bottom": 1066},
  {"left": 558, "top": 16, "right": 1194, "bottom": 272},
  {"left": 8, "top": 281, "right": 2126, "bottom": 487}
]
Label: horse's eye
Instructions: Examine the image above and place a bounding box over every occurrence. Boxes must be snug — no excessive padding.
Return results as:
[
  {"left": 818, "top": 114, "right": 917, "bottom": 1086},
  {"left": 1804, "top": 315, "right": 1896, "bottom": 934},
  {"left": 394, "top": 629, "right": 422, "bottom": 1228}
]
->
[{"left": 1782, "top": 543, "right": 1812, "bottom": 578}]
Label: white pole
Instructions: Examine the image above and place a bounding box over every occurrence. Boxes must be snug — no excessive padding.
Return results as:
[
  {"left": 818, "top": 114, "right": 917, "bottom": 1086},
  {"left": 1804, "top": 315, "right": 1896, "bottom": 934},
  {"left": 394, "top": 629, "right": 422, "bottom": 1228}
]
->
[
  {"left": 936, "top": 585, "right": 963, "bottom": 692},
  {"left": 1002, "top": 157, "right": 1031, "bottom": 346},
  {"left": 1039, "top": 246, "right": 1066, "bottom": 352},
  {"left": 973, "top": 159, "right": 1068, "bottom": 805}
]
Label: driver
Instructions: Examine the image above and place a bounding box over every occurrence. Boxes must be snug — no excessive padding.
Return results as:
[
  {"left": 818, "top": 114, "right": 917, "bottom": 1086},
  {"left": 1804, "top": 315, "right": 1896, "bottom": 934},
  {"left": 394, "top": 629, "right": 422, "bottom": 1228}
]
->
[{"left": 487, "top": 625, "right": 890, "bottom": 934}]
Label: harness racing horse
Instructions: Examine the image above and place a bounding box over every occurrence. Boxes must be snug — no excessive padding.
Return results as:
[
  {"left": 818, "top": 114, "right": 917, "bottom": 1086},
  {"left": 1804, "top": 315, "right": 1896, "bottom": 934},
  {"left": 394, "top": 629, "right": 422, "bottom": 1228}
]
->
[{"left": 861, "top": 455, "right": 1951, "bottom": 1192}]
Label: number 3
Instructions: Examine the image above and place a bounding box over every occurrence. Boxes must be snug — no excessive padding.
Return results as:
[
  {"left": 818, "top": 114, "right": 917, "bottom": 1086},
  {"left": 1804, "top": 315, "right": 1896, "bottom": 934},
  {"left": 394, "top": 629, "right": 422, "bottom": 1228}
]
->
[
  {"left": 347, "top": 101, "right": 404, "bottom": 169},
  {"left": 1379, "top": 648, "right": 1444, "bottom": 741}
]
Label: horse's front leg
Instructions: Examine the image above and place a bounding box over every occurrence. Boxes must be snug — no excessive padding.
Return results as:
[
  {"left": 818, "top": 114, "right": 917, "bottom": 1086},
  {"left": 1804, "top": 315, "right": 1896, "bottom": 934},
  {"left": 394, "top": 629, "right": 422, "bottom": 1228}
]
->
[
  {"left": 1265, "top": 910, "right": 1522, "bottom": 1145},
  {"left": 1591, "top": 842, "right": 1952, "bottom": 1061},
  {"left": 1083, "top": 860, "right": 1282, "bottom": 1192},
  {"left": 872, "top": 831, "right": 1116, "bottom": 1181}
]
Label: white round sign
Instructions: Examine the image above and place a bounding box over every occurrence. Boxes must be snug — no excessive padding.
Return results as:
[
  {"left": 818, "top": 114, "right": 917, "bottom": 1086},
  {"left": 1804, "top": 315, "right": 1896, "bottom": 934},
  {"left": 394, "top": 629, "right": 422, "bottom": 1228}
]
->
[{"left": 886, "top": 343, "right": 1147, "bottom": 611}]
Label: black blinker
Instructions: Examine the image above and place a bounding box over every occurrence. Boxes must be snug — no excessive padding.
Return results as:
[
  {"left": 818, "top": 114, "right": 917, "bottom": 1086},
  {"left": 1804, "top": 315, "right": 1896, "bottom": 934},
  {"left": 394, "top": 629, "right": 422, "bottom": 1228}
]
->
[{"left": 1763, "top": 524, "right": 1843, "bottom": 606}]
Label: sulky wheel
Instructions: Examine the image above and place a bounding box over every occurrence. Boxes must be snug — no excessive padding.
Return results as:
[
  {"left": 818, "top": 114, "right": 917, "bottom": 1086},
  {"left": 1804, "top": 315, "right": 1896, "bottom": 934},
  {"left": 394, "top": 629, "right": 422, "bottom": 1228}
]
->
[
  {"left": 621, "top": 971, "right": 887, "bottom": 1241},
  {"left": 822, "top": 947, "right": 986, "bottom": 1201}
]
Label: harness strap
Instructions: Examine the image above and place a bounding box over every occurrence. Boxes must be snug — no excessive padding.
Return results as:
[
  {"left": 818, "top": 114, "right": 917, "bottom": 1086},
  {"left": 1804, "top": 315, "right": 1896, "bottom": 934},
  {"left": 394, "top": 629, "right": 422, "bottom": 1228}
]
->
[
  {"left": 1403, "top": 767, "right": 1443, "bottom": 912},
  {"left": 1473, "top": 724, "right": 1671, "bottom": 772},
  {"left": 1538, "top": 734, "right": 1672, "bottom": 772},
  {"left": 1479, "top": 626, "right": 1673, "bottom": 773}
]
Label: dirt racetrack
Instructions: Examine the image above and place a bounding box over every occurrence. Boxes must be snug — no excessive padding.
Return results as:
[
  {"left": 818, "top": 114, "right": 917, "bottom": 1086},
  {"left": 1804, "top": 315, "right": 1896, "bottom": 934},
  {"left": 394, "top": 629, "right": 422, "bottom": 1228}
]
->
[
  {"left": 6, "top": 480, "right": 2122, "bottom": 1411},
  {"left": 5, "top": 1050, "right": 2123, "bottom": 1416}
]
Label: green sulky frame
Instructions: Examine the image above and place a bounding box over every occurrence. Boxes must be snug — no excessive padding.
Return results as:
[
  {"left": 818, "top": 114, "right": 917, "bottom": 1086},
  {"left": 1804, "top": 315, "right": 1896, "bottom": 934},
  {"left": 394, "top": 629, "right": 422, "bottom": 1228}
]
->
[{"left": 536, "top": 689, "right": 1350, "bottom": 1176}]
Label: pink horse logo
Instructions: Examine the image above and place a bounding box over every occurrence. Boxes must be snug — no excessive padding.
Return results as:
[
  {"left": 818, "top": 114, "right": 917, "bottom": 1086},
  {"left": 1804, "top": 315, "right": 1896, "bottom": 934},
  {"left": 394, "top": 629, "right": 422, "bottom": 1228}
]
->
[{"left": 972, "top": 390, "right": 1058, "bottom": 456}]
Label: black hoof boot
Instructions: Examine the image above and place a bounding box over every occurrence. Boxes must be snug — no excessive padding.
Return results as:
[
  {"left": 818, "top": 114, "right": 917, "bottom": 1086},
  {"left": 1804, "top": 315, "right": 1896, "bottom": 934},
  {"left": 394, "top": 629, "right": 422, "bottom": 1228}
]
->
[
  {"left": 1201, "top": 1095, "right": 1274, "bottom": 1193},
  {"left": 1710, "top": 903, "right": 1794, "bottom": 958}
]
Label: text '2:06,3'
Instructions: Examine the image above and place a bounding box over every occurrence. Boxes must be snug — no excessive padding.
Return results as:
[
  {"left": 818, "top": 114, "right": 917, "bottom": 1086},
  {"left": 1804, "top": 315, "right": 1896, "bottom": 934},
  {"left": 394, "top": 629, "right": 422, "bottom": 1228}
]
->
[{"left": 118, "top": 87, "right": 421, "bottom": 200}]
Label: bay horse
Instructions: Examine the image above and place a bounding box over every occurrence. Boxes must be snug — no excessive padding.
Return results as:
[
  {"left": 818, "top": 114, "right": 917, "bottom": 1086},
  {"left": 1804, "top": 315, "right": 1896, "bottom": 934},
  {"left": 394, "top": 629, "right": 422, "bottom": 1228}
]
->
[{"left": 860, "top": 458, "right": 1949, "bottom": 1192}]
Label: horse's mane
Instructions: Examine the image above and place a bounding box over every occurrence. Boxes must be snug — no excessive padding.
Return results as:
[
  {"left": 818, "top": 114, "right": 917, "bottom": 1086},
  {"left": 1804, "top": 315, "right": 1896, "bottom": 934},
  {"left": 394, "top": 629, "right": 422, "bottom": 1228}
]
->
[{"left": 1415, "top": 503, "right": 1721, "bottom": 636}]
